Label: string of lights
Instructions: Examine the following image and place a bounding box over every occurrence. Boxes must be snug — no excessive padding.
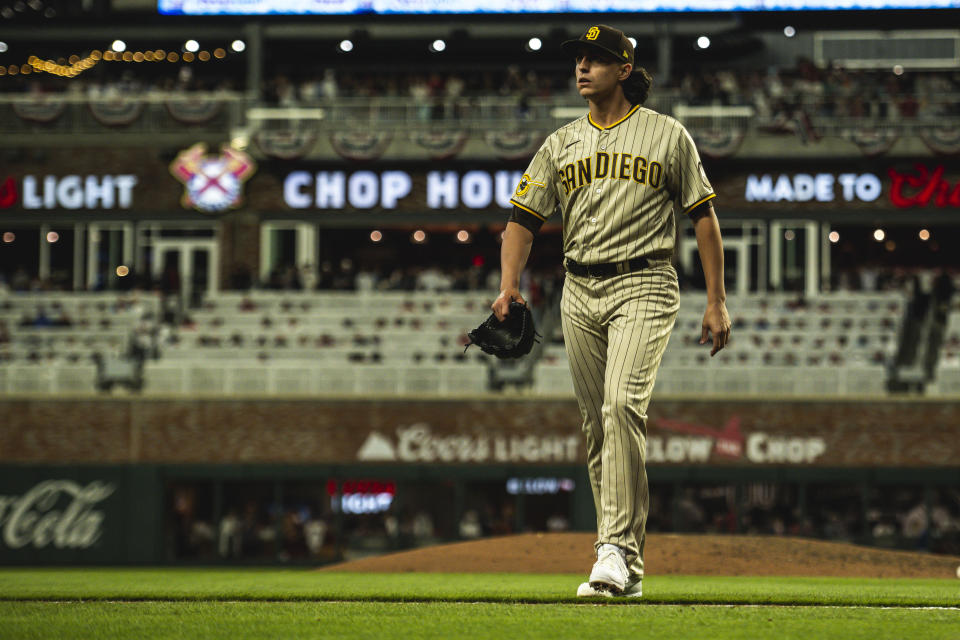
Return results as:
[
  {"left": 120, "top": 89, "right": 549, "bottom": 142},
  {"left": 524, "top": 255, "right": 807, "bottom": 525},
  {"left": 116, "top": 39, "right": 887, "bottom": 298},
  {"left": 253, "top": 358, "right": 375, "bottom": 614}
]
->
[{"left": 0, "top": 40, "right": 243, "bottom": 78}]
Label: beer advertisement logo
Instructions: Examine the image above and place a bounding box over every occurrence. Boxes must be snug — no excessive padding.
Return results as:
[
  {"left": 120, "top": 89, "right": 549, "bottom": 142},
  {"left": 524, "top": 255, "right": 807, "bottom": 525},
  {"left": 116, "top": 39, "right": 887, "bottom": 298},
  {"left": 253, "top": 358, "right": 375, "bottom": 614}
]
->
[
  {"left": 357, "top": 423, "right": 580, "bottom": 464},
  {"left": 169, "top": 143, "right": 256, "bottom": 213},
  {"left": 586, "top": 26, "right": 600, "bottom": 40}
]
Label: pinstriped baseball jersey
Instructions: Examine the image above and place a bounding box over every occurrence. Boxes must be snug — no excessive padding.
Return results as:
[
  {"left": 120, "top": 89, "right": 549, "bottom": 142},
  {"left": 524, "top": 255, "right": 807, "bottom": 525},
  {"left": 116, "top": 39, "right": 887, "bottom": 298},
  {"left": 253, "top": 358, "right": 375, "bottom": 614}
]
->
[{"left": 509, "top": 105, "right": 715, "bottom": 264}]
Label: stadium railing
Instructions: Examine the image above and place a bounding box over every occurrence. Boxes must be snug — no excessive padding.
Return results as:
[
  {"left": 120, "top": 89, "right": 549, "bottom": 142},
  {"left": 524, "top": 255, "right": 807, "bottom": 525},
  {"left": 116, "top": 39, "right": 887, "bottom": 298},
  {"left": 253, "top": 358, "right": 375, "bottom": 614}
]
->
[{"left": 8, "top": 90, "right": 958, "bottom": 140}]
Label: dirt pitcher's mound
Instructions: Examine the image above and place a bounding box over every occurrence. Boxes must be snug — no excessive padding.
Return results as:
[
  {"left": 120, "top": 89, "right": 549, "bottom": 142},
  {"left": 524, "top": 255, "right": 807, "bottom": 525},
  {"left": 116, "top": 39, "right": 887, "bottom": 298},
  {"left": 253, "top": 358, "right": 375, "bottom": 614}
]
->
[{"left": 321, "top": 533, "right": 960, "bottom": 579}]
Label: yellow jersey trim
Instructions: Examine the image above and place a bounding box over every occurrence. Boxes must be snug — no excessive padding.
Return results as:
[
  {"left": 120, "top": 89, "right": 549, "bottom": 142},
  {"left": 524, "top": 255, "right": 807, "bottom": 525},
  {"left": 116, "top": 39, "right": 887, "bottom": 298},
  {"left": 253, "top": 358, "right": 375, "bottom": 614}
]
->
[
  {"left": 588, "top": 104, "right": 640, "bottom": 131},
  {"left": 510, "top": 199, "right": 547, "bottom": 221},
  {"left": 684, "top": 192, "right": 717, "bottom": 215}
]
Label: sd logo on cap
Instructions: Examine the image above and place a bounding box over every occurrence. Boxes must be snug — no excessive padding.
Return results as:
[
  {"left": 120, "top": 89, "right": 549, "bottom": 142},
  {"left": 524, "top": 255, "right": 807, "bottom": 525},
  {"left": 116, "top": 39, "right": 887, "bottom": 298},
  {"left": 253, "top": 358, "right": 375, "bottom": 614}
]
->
[{"left": 562, "top": 24, "right": 634, "bottom": 67}]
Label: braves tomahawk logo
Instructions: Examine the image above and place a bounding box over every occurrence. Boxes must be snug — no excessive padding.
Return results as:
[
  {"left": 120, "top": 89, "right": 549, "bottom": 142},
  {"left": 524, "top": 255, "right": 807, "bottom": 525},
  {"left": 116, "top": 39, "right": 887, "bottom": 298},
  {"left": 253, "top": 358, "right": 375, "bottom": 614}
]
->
[{"left": 170, "top": 143, "right": 256, "bottom": 213}]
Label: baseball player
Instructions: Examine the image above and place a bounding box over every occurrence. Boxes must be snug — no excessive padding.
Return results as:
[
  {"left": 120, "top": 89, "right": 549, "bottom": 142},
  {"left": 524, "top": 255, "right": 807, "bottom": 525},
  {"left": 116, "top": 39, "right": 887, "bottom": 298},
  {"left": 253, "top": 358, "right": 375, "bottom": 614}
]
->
[{"left": 492, "top": 24, "right": 731, "bottom": 597}]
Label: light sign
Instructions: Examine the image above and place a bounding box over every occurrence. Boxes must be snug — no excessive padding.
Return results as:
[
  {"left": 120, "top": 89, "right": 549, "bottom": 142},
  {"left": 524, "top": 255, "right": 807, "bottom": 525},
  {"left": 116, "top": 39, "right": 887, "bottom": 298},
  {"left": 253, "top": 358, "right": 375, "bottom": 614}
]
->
[
  {"left": 0, "top": 175, "right": 137, "bottom": 210},
  {"left": 506, "top": 477, "right": 575, "bottom": 495},
  {"left": 327, "top": 480, "right": 396, "bottom": 515}
]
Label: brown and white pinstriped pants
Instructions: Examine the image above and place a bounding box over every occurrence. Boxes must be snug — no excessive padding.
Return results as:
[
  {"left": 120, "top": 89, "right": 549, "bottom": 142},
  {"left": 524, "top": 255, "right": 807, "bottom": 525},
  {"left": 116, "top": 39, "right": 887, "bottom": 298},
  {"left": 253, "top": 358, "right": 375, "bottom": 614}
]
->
[{"left": 560, "top": 259, "right": 680, "bottom": 580}]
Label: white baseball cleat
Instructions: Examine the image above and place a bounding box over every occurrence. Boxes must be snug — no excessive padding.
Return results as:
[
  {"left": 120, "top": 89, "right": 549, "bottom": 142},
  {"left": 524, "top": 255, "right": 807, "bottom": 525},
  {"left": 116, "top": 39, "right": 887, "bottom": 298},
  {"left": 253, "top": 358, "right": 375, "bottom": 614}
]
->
[
  {"left": 587, "top": 544, "right": 629, "bottom": 594},
  {"left": 576, "top": 576, "right": 642, "bottom": 598}
]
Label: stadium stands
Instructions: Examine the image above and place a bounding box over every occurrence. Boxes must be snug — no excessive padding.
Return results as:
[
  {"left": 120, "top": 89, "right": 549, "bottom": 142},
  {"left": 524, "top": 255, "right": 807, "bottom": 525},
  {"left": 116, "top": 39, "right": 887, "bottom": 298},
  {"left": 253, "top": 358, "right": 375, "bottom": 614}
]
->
[
  {"left": 0, "top": 291, "right": 160, "bottom": 393},
  {"left": 928, "top": 306, "right": 960, "bottom": 395},
  {"left": 0, "top": 288, "right": 922, "bottom": 397},
  {"left": 536, "top": 291, "right": 903, "bottom": 397},
  {"left": 149, "top": 291, "right": 493, "bottom": 395}
]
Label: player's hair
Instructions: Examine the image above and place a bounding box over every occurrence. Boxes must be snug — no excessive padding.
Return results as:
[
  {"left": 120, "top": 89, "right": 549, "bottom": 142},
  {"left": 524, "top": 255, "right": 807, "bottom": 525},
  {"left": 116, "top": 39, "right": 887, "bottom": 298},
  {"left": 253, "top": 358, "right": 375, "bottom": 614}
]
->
[{"left": 622, "top": 66, "right": 653, "bottom": 106}]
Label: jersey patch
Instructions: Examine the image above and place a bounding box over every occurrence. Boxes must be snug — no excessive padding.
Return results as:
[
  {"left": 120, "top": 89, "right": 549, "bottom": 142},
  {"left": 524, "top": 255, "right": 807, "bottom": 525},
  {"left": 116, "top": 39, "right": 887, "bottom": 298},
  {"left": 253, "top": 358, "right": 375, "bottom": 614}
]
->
[{"left": 515, "top": 173, "right": 545, "bottom": 197}]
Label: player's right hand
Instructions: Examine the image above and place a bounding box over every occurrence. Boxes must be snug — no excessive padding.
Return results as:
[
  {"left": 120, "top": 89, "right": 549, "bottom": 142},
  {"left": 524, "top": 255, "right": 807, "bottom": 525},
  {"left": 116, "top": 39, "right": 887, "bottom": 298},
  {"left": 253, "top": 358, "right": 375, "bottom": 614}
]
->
[{"left": 492, "top": 289, "right": 526, "bottom": 322}]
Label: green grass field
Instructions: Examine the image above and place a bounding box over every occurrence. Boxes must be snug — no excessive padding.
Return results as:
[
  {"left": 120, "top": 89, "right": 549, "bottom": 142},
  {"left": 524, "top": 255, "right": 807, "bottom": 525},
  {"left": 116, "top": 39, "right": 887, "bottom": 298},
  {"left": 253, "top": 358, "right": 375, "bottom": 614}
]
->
[{"left": 0, "top": 569, "right": 958, "bottom": 639}]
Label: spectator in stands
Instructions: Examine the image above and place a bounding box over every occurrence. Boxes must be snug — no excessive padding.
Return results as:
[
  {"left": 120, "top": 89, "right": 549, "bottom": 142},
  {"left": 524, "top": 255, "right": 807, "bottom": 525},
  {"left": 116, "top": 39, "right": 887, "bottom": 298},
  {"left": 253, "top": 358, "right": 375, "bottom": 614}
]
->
[
  {"left": 32, "top": 307, "right": 52, "bottom": 328},
  {"left": 459, "top": 510, "right": 483, "bottom": 539},
  {"left": 409, "top": 76, "right": 431, "bottom": 121},
  {"left": 320, "top": 69, "right": 338, "bottom": 100}
]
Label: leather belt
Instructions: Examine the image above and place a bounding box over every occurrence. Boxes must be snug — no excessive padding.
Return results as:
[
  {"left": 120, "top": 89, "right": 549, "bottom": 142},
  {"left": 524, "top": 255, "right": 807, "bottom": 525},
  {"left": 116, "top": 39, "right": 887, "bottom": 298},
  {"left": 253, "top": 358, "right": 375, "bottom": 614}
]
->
[{"left": 565, "top": 256, "right": 650, "bottom": 278}]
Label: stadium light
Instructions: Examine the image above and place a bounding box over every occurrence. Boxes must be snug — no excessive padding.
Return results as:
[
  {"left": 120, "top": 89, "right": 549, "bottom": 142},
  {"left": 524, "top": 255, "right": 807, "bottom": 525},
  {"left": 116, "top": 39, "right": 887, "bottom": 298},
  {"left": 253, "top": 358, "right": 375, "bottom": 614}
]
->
[
  {"left": 46, "top": 231, "right": 59, "bottom": 244},
  {"left": 783, "top": 26, "right": 796, "bottom": 38},
  {"left": 116, "top": 265, "right": 130, "bottom": 277},
  {"left": 111, "top": 40, "right": 126, "bottom": 52},
  {"left": 696, "top": 36, "right": 710, "bottom": 49},
  {"left": 370, "top": 230, "right": 383, "bottom": 243},
  {"left": 430, "top": 39, "right": 446, "bottom": 53},
  {"left": 456, "top": 230, "right": 471, "bottom": 243},
  {"left": 184, "top": 40, "right": 200, "bottom": 53},
  {"left": 828, "top": 231, "right": 840, "bottom": 244},
  {"left": 893, "top": 64, "right": 904, "bottom": 76},
  {"left": 0, "top": 42, "right": 7, "bottom": 53},
  {"left": 784, "top": 230, "right": 795, "bottom": 241},
  {"left": 873, "top": 228, "right": 885, "bottom": 242},
  {"left": 526, "top": 37, "right": 542, "bottom": 52},
  {"left": 2, "top": 232, "right": 14, "bottom": 243},
  {"left": 339, "top": 39, "right": 354, "bottom": 53},
  {"left": 231, "top": 39, "right": 246, "bottom": 53},
  {"left": 412, "top": 230, "right": 427, "bottom": 243},
  {"left": 919, "top": 229, "right": 931, "bottom": 241}
]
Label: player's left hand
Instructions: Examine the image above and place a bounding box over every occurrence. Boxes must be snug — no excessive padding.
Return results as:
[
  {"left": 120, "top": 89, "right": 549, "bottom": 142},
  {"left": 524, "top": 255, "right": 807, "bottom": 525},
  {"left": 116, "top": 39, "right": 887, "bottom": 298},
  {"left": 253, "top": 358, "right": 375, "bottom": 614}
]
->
[{"left": 700, "top": 301, "right": 731, "bottom": 357}]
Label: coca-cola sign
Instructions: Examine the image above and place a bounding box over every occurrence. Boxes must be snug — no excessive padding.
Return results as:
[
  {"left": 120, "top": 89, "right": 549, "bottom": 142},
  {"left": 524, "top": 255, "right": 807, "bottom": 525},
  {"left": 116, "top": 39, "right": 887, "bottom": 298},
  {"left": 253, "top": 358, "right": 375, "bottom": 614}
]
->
[
  {"left": 0, "top": 480, "right": 115, "bottom": 550},
  {"left": 888, "top": 164, "right": 960, "bottom": 208}
]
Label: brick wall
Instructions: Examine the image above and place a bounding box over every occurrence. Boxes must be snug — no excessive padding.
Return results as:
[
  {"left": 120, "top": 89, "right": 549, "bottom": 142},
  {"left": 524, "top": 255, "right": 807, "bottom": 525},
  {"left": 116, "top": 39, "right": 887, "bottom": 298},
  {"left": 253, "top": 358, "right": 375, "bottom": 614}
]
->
[{"left": 0, "top": 398, "right": 957, "bottom": 467}]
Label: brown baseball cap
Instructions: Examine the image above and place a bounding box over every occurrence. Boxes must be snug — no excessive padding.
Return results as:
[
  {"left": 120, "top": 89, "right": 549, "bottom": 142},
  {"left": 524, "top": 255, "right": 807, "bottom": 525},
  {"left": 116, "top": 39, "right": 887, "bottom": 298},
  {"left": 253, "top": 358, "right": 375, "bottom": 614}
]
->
[{"left": 561, "top": 24, "right": 634, "bottom": 66}]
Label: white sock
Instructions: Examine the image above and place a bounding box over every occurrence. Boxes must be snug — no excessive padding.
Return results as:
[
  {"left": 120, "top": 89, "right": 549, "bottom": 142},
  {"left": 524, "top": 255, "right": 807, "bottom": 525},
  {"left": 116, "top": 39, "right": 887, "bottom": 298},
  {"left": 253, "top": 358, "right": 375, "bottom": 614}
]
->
[{"left": 599, "top": 543, "right": 624, "bottom": 560}]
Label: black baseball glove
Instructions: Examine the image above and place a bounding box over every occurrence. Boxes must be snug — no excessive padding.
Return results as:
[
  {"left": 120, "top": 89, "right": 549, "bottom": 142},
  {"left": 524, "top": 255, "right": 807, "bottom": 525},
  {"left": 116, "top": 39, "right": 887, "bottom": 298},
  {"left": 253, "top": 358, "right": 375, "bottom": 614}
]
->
[{"left": 464, "top": 301, "right": 540, "bottom": 359}]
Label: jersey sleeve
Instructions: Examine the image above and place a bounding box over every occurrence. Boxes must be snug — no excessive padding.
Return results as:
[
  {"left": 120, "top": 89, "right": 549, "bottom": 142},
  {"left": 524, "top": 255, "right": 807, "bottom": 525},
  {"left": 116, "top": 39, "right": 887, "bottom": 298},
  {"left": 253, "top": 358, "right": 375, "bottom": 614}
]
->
[
  {"left": 670, "top": 124, "right": 716, "bottom": 216},
  {"left": 509, "top": 139, "right": 559, "bottom": 223}
]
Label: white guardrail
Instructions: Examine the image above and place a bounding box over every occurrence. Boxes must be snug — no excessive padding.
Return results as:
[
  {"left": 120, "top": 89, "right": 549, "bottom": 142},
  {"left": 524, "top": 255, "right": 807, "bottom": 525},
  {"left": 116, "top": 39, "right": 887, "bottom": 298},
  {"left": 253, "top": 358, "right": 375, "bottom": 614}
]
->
[{"left": 6, "top": 362, "right": 960, "bottom": 396}]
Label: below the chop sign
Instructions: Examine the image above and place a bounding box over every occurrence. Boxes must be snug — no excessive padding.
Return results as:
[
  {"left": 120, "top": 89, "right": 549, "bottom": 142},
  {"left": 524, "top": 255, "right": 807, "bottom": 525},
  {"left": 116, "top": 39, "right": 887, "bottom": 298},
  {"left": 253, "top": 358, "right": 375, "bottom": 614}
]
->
[{"left": 283, "top": 170, "right": 524, "bottom": 211}]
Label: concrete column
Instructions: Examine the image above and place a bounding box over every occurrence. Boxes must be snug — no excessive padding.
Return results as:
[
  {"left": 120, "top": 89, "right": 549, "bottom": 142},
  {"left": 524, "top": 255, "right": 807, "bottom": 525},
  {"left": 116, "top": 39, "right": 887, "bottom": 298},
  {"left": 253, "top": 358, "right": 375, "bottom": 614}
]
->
[
  {"left": 805, "top": 221, "right": 819, "bottom": 298},
  {"left": 656, "top": 34, "right": 672, "bottom": 84},
  {"left": 244, "top": 22, "right": 264, "bottom": 100},
  {"left": 769, "top": 222, "right": 781, "bottom": 291},
  {"left": 73, "top": 224, "right": 84, "bottom": 291},
  {"left": 39, "top": 224, "right": 50, "bottom": 282}
]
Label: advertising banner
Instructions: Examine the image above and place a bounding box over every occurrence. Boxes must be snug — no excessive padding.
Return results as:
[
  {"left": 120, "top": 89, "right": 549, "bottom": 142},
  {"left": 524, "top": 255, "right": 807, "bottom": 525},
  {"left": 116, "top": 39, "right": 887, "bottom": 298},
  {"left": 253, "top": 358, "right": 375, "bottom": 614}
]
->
[
  {"left": 0, "top": 466, "right": 161, "bottom": 564},
  {"left": 2, "top": 148, "right": 959, "bottom": 218},
  {"left": 1, "top": 399, "right": 958, "bottom": 468}
]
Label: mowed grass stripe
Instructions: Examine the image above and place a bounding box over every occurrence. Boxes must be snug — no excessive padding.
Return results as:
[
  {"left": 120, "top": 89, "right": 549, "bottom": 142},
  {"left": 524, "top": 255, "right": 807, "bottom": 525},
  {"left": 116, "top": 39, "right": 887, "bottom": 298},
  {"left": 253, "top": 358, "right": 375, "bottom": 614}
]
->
[
  {"left": 0, "top": 570, "right": 958, "bottom": 607},
  {"left": 2, "top": 601, "right": 960, "bottom": 640}
]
